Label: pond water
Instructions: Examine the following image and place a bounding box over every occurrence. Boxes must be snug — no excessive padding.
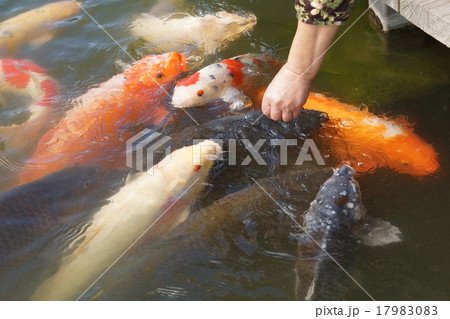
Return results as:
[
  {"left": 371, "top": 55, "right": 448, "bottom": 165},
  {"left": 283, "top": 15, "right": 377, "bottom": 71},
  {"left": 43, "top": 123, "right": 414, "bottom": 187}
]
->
[{"left": 0, "top": 0, "right": 449, "bottom": 300}]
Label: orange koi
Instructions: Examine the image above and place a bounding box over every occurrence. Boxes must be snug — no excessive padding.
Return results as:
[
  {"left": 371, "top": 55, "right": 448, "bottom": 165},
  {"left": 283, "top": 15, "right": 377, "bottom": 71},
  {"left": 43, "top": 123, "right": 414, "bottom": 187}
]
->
[
  {"left": 19, "top": 52, "right": 187, "bottom": 185},
  {"left": 252, "top": 87, "right": 439, "bottom": 176},
  {"left": 303, "top": 93, "right": 439, "bottom": 176}
]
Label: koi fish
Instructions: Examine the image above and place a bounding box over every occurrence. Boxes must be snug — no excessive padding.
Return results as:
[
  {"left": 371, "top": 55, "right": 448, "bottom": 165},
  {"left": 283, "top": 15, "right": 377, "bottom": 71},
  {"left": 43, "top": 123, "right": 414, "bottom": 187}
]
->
[
  {"left": 249, "top": 89, "right": 439, "bottom": 176},
  {"left": 18, "top": 52, "right": 187, "bottom": 185},
  {"left": 0, "top": 165, "right": 127, "bottom": 274},
  {"left": 295, "top": 165, "right": 401, "bottom": 300},
  {"left": 32, "top": 140, "right": 222, "bottom": 301},
  {"left": 0, "top": 59, "right": 59, "bottom": 158},
  {"left": 131, "top": 11, "right": 257, "bottom": 56},
  {"left": 303, "top": 94, "right": 439, "bottom": 176},
  {"left": 173, "top": 57, "right": 439, "bottom": 176},
  {"left": 83, "top": 165, "right": 400, "bottom": 300},
  {"left": 172, "top": 54, "right": 279, "bottom": 111},
  {"left": 0, "top": 1, "right": 82, "bottom": 57}
]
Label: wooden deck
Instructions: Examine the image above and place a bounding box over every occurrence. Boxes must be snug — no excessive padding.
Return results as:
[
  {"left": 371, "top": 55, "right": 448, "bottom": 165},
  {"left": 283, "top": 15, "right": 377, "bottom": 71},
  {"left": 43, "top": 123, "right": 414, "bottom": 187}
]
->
[{"left": 371, "top": 0, "right": 450, "bottom": 47}]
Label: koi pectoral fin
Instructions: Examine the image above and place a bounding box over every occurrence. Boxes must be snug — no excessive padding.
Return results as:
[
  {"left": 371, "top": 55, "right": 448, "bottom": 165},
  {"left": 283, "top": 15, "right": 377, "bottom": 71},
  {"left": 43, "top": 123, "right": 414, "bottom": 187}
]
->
[
  {"left": 222, "top": 87, "right": 243, "bottom": 103},
  {"left": 28, "top": 31, "right": 57, "bottom": 49},
  {"left": 353, "top": 217, "right": 402, "bottom": 247},
  {"left": 222, "top": 87, "right": 252, "bottom": 112}
]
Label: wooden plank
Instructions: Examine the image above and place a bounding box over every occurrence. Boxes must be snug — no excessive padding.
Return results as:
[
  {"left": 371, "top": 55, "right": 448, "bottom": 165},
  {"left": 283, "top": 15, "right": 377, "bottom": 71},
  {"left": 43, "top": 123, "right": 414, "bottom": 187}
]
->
[{"left": 384, "top": 0, "right": 450, "bottom": 47}]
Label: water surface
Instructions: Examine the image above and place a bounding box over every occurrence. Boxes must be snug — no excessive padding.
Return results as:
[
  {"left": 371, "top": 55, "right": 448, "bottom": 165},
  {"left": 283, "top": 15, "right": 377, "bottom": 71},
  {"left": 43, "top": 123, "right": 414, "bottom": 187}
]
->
[{"left": 0, "top": 0, "right": 449, "bottom": 300}]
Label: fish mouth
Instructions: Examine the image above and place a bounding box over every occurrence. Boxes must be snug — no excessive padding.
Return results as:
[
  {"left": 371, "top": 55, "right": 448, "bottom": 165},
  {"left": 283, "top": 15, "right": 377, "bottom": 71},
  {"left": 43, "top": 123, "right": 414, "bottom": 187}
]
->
[
  {"left": 215, "top": 11, "right": 257, "bottom": 29},
  {"left": 194, "top": 140, "right": 223, "bottom": 163},
  {"left": 240, "top": 13, "right": 257, "bottom": 28},
  {"left": 335, "top": 164, "right": 356, "bottom": 177},
  {"left": 235, "top": 14, "right": 257, "bottom": 32},
  {"left": 165, "top": 51, "right": 187, "bottom": 74}
]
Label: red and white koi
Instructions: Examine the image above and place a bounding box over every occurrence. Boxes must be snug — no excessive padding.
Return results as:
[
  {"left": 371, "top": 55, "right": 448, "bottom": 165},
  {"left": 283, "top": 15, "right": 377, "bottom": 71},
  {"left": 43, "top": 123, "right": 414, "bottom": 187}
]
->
[
  {"left": 171, "top": 54, "right": 279, "bottom": 111},
  {"left": 0, "top": 59, "right": 59, "bottom": 156}
]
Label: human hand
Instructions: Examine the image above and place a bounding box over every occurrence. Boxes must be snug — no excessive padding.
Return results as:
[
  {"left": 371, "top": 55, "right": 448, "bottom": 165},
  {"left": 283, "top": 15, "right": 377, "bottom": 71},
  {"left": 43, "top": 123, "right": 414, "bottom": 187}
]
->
[{"left": 261, "top": 64, "right": 312, "bottom": 122}]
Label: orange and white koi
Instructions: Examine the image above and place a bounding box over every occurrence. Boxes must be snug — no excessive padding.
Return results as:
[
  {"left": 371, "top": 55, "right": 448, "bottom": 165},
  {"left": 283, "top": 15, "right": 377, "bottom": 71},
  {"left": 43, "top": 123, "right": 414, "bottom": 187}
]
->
[
  {"left": 172, "top": 54, "right": 279, "bottom": 111},
  {"left": 0, "top": 59, "right": 59, "bottom": 156},
  {"left": 0, "top": 1, "right": 82, "bottom": 57},
  {"left": 303, "top": 93, "right": 439, "bottom": 176},
  {"left": 18, "top": 52, "right": 187, "bottom": 185}
]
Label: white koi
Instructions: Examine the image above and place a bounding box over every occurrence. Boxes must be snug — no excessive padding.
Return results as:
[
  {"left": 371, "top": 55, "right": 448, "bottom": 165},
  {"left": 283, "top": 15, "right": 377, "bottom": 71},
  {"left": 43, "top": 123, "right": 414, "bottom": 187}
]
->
[
  {"left": 131, "top": 11, "right": 256, "bottom": 55},
  {"left": 32, "top": 140, "right": 222, "bottom": 301}
]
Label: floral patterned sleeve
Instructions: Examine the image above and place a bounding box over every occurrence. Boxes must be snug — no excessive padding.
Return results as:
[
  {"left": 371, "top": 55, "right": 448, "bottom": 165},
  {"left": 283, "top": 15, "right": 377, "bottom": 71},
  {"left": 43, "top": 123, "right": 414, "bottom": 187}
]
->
[{"left": 294, "top": 0, "right": 355, "bottom": 25}]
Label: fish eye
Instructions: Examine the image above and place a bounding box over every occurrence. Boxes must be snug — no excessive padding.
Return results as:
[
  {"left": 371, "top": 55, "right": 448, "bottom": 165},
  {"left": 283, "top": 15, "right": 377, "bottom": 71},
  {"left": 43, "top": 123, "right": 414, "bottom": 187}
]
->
[
  {"left": 197, "top": 89, "right": 204, "bottom": 97},
  {"left": 193, "top": 165, "right": 202, "bottom": 172},
  {"left": 156, "top": 72, "right": 163, "bottom": 78}
]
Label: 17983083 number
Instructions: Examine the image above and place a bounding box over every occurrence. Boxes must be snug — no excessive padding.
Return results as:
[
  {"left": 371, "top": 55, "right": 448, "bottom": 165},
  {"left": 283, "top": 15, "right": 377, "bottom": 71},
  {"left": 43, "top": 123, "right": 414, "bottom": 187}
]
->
[{"left": 377, "top": 306, "right": 438, "bottom": 316}]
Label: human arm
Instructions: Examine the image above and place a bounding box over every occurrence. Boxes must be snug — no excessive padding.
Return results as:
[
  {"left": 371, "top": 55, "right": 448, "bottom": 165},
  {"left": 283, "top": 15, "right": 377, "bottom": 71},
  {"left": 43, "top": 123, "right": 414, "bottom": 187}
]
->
[{"left": 262, "top": 0, "right": 354, "bottom": 122}]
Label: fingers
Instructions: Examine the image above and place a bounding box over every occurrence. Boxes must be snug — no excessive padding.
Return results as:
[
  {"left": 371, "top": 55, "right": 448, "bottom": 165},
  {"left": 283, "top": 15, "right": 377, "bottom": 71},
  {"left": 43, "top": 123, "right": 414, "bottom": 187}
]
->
[
  {"left": 262, "top": 94, "right": 298, "bottom": 122},
  {"left": 261, "top": 92, "right": 272, "bottom": 117},
  {"left": 262, "top": 89, "right": 283, "bottom": 121},
  {"left": 282, "top": 110, "right": 293, "bottom": 122},
  {"left": 270, "top": 107, "right": 282, "bottom": 121},
  {"left": 292, "top": 107, "right": 302, "bottom": 119},
  {"left": 262, "top": 101, "right": 271, "bottom": 117},
  {"left": 264, "top": 105, "right": 300, "bottom": 122},
  {"left": 261, "top": 67, "right": 310, "bottom": 122}
]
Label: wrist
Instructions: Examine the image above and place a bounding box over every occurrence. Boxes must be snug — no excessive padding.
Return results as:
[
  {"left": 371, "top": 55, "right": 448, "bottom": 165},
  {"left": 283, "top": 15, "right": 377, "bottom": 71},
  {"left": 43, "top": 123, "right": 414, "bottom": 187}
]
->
[{"left": 283, "top": 62, "right": 315, "bottom": 83}]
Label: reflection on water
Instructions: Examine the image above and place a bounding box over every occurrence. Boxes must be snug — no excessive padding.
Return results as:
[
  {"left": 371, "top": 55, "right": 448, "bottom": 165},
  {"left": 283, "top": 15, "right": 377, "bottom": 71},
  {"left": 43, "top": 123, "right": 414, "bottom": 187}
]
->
[{"left": 0, "top": 0, "right": 449, "bottom": 300}]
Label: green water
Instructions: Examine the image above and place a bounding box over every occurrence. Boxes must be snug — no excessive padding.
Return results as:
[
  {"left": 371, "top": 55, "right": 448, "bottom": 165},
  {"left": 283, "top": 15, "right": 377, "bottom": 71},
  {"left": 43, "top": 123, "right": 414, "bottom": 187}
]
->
[{"left": 0, "top": 0, "right": 449, "bottom": 300}]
